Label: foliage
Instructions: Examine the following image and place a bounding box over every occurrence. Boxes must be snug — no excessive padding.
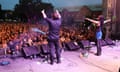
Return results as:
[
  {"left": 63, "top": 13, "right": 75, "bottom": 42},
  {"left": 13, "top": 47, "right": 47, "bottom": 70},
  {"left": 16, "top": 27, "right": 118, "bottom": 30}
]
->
[{"left": 14, "top": 0, "right": 53, "bottom": 23}]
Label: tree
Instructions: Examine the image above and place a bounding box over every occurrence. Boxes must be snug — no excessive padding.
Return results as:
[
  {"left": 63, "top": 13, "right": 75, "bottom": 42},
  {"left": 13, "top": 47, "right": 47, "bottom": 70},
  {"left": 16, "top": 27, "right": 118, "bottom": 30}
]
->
[
  {"left": 0, "top": 4, "right": 1, "bottom": 11},
  {"left": 14, "top": 0, "right": 53, "bottom": 23}
]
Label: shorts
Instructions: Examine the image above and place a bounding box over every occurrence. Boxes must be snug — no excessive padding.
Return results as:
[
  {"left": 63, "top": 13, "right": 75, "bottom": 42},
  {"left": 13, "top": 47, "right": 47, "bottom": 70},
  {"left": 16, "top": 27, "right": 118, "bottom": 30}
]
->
[{"left": 96, "top": 31, "right": 102, "bottom": 40}]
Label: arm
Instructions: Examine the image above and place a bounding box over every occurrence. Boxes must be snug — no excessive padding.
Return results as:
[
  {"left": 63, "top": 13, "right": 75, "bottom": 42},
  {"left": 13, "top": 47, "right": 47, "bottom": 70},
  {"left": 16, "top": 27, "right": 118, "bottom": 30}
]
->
[
  {"left": 55, "top": 10, "right": 61, "bottom": 19},
  {"left": 104, "top": 19, "right": 111, "bottom": 24},
  {"left": 41, "top": 10, "right": 47, "bottom": 18},
  {"left": 85, "top": 18, "right": 99, "bottom": 24}
]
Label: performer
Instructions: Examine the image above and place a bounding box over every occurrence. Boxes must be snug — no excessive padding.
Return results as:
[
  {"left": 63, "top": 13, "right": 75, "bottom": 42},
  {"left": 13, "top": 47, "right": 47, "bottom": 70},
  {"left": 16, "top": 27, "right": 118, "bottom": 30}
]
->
[
  {"left": 85, "top": 15, "right": 111, "bottom": 56},
  {"left": 41, "top": 9, "right": 62, "bottom": 64}
]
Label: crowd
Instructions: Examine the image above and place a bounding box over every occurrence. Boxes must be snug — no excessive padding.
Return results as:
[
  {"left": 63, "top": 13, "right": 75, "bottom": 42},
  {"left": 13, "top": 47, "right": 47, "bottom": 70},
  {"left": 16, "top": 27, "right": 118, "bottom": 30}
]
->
[{"left": 0, "top": 22, "right": 95, "bottom": 54}]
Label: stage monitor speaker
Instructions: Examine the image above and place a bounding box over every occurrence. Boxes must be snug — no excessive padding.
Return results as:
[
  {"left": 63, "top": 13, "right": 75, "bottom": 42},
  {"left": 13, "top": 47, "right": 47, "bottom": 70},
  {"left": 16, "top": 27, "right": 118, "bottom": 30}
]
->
[
  {"left": 0, "top": 48, "right": 8, "bottom": 58},
  {"left": 40, "top": 44, "right": 49, "bottom": 54},
  {"left": 22, "top": 46, "right": 40, "bottom": 57},
  {"left": 65, "top": 41, "right": 80, "bottom": 51},
  {"left": 0, "top": 48, "right": 6, "bottom": 56},
  {"left": 100, "top": 39, "right": 107, "bottom": 46},
  {"left": 104, "top": 38, "right": 115, "bottom": 45},
  {"left": 80, "top": 40, "right": 91, "bottom": 48}
]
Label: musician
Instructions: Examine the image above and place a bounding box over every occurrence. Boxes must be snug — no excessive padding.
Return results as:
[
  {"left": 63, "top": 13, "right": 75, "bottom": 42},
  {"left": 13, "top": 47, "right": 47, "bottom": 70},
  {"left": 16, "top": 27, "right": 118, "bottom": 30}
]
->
[
  {"left": 85, "top": 15, "right": 111, "bottom": 56},
  {"left": 41, "top": 9, "right": 62, "bottom": 64}
]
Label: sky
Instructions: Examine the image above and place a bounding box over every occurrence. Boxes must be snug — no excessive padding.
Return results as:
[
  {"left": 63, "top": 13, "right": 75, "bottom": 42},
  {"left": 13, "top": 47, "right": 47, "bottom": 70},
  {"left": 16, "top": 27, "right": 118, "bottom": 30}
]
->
[
  {"left": 0, "top": 0, "right": 19, "bottom": 10},
  {"left": 0, "top": 0, "right": 102, "bottom": 10}
]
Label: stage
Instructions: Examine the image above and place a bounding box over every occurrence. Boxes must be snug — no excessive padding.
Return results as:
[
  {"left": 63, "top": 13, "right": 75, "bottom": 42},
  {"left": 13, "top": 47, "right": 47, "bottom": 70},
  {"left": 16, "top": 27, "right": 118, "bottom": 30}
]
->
[{"left": 0, "top": 41, "right": 120, "bottom": 72}]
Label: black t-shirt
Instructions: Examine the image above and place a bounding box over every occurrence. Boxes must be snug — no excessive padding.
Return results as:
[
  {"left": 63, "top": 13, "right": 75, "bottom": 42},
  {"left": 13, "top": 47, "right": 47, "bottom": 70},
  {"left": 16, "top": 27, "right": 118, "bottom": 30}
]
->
[{"left": 45, "top": 18, "right": 61, "bottom": 40}]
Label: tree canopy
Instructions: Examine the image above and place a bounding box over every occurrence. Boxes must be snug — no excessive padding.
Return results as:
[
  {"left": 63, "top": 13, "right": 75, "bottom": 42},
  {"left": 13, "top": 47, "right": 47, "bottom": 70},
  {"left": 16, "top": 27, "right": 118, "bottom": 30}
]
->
[{"left": 14, "top": 0, "right": 53, "bottom": 23}]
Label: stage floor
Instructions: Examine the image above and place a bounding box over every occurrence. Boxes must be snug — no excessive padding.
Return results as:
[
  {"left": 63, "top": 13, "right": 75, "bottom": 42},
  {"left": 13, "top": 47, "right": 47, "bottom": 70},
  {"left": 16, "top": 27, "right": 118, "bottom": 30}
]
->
[{"left": 0, "top": 41, "right": 120, "bottom": 72}]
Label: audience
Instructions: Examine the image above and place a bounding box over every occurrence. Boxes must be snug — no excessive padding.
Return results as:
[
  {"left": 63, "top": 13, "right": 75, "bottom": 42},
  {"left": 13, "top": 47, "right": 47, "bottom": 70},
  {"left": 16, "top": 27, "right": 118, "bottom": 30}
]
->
[{"left": 0, "top": 22, "right": 95, "bottom": 55}]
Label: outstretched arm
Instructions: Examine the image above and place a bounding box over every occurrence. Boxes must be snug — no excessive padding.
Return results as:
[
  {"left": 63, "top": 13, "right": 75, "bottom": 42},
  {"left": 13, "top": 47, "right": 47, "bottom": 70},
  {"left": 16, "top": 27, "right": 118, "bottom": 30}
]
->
[
  {"left": 104, "top": 19, "right": 111, "bottom": 24},
  {"left": 41, "top": 10, "right": 47, "bottom": 18},
  {"left": 55, "top": 10, "right": 61, "bottom": 19},
  {"left": 85, "top": 18, "right": 98, "bottom": 24}
]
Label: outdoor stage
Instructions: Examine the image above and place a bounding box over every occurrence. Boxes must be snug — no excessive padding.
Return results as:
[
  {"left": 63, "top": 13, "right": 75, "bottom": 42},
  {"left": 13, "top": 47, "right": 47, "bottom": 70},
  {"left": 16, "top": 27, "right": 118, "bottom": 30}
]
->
[{"left": 0, "top": 41, "right": 120, "bottom": 72}]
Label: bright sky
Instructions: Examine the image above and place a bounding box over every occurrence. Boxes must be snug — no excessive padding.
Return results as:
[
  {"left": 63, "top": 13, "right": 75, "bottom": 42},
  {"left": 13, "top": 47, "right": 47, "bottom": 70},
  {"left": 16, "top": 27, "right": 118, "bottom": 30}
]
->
[
  {"left": 0, "top": 0, "right": 102, "bottom": 10},
  {"left": 42, "top": 0, "right": 102, "bottom": 8}
]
